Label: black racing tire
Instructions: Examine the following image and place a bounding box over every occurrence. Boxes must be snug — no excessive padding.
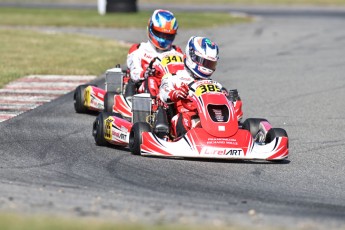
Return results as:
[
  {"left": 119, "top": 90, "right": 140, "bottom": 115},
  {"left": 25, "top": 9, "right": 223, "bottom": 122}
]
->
[
  {"left": 129, "top": 122, "right": 151, "bottom": 155},
  {"left": 242, "top": 118, "right": 268, "bottom": 138},
  {"left": 104, "top": 92, "right": 117, "bottom": 113},
  {"left": 106, "top": 0, "right": 137, "bottom": 13},
  {"left": 93, "top": 112, "right": 113, "bottom": 146},
  {"left": 74, "top": 85, "right": 89, "bottom": 113},
  {"left": 265, "top": 128, "right": 288, "bottom": 144}
]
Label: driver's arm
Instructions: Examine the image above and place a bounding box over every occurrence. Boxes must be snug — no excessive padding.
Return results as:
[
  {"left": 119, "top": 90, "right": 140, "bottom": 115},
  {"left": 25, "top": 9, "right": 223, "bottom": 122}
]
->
[{"left": 127, "top": 48, "right": 145, "bottom": 83}]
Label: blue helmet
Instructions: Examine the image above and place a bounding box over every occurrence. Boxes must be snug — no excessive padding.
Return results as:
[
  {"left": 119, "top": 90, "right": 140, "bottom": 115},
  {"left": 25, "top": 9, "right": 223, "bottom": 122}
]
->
[{"left": 148, "top": 9, "right": 178, "bottom": 51}]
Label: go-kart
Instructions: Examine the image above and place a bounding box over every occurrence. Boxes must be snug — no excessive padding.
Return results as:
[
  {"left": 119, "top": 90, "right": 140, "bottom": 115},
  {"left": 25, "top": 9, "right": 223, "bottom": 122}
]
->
[
  {"left": 128, "top": 79, "right": 289, "bottom": 161},
  {"left": 73, "top": 49, "right": 186, "bottom": 120},
  {"left": 92, "top": 50, "right": 186, "bottom": 146},
  {"left": 73, "top": 65, "right": 128, "bottom": 114}
]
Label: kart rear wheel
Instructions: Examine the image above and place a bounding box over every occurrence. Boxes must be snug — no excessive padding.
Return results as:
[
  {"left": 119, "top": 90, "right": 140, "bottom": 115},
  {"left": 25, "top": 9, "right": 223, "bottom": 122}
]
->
[
  {"left": 93, "top": 112, "right": 112, "bottom": 146},
  {"left": 242, "top": 118, "right": 268, "bottom": 139},
  {"left": 74, "top": 85, "right": 89, "bottom": 113},
  {"left": 265, "top": 128, "right": 288, "bottom": 144},
  {"left": 129, "top": 122, "right": 151, "bottom": 155},
  {"left": 104, "top": 92, "right": 117, "bottom": 113}
]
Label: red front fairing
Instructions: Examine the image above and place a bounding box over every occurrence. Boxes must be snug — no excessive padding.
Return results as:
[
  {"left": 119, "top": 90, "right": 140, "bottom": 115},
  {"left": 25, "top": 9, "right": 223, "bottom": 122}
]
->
[
  {"left": 139, "top": 79, "right": 288, "bottom": 161},
  {"left": 193, "top": 92, "right": 238, "bottom": 137},
  {"left": 84, "top": 86, "right": 105, "bottom": 111},
  {"left": 105, "top": 115, "right": 133, "bottom": 146},
  {"left": 186, "top": 128, "right": 252, "bottom": 156}
]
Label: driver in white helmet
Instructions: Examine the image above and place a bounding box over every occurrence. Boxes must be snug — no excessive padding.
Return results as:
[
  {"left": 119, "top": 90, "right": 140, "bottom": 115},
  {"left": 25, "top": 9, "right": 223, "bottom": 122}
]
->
[
  {"left": 126, "top": 9, "right": 183, "bottom": 97},
  {"left": 160, "top": 36, "right": 242, "bottom": 139}
]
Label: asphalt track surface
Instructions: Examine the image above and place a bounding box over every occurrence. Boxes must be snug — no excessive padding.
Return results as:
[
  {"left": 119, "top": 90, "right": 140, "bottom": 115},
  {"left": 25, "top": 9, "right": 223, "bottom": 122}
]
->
[{"left": 1, "top": 4, "right": 345, "bottom": 229}]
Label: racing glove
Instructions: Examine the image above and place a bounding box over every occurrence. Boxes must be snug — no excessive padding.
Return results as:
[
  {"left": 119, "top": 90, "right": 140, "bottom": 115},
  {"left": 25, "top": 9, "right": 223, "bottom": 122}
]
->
[
  {"left": 143, "top": 66, "right": 156, "bottom": 79},
  {"left": 168, "top": 83, "right": 189, "bottom": 103}
]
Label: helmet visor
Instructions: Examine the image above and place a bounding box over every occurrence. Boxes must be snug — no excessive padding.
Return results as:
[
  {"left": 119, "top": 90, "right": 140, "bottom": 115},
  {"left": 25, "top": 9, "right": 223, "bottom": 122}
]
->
[
  {"left": 152, "top": 28, "right": 176, "bottom": 41},
  {"left": 191, "top": 53, "right": 217, "bottom": 71}
]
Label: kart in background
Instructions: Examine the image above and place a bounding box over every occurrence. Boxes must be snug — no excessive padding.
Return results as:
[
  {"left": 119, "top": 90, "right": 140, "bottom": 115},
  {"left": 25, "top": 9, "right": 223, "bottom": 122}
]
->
[
  {"left": 92, "top": 51, "right": 186, "bottom": 146},
  {"left": 73, "top": 65, "right": 129, "bottom": 115},
  {"left": 73, "top": 49, "right": 186, "bottom": 120}
]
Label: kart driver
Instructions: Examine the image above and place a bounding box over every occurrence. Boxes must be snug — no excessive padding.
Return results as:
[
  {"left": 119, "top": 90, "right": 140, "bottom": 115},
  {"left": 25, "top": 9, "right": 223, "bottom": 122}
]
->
[
  {"left": 126, "top": 9, "right": 183, "bottom": 98},
  {"left": 159, "top": 36, "right": 242, "bottom": 139}
]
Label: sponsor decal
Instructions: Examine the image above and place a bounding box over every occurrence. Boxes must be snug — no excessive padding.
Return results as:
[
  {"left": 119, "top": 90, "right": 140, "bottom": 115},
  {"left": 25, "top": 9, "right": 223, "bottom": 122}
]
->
[
  {"left": 206, "top": 137, "right": 238, "bottom": 145},
  {"left": 112, "top": 131, "right": 127, "bottom": 141},
  {"left": 91, "top": 99, "right": 103, "bottom": 109},
  {"left": 97, "top": 92, "right": 104, "bottom": 99},
  {"left": 104, "top": 117, "right": 114, "bottom": 140},
  {"left": 144, "top": 53, "right": 153, "bottom": 60},
  {"left": 120, "top": 126, "right": 128, "bottom": 132},
  {"left": 201, "top": 147, "right": 243, "bottom": 156},
  {"left": 84, "top": 87, "right": 91, "bottom": 107},
  {"left": 218, "top": 125, "right": 225, "bottom": 131}
]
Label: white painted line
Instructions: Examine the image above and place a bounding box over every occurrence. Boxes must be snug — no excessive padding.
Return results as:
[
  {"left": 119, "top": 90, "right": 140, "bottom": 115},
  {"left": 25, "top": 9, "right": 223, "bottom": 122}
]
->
[
  {"left": 5, "top": 81, "right": 87, "bottom": 88},
  {"left": 25, "top": 75, "right": 97, "bottom": 80},
  {"left": 4, "top": 85, "right": 77, "bottom": 91},
  {"left": 0, "top": 89, "right": 70, "bottom": 94},
  {"left": 0, "top": 74, "right": 98, "bottom": 123},
  {"left": 0, "top": 104, "right": 40, "bottom": 109},
  {"left": 0, "top": 96, "right": 55, "bottom": 102}
]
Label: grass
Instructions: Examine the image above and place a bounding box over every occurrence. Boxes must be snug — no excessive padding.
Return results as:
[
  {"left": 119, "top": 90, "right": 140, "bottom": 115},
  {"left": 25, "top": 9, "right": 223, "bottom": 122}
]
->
[
  {"left": 1, "top": 0, "right": 345, "bottom": 5},
  {"left": 0, "top": 8, "right": 250, "bottom": 28},
  {"left": 140, "top": 0, "right": 345, "bottom": 4},
  {"left": 0, "top": 7, "right": 249, "bottom": 88},
  {"left": 0, "top": 29, "right": 129, "bottom": 88},
  {"left": 0, "top": 212, "right": 281, "bottom": 230}
]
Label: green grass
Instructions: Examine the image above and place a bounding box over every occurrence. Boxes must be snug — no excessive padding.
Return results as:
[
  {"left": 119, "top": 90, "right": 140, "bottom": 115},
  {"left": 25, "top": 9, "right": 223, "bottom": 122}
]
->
[
  {"left": 0, "top": 8, "right": 250, "bottom": 28},
  {"left": 0, "top": 212, "right": 281, "bottom": 230},
  {"left": 0, "top": 7, "right": 249, "bottom": 88},
  {"left": 140, "top": 0, "right": 345, "bottom": 4},
  {"left": 0, "top": 29, "right": 129, "bottom": 88},
  {"left": 1, "top": 0, "right": 345, "bottom": 5}
]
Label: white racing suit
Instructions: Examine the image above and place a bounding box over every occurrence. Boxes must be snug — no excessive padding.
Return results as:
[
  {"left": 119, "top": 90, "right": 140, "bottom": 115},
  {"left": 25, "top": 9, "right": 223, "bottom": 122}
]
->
[{"left": 126, "top": 41, "right": 182, "bottom": 94}]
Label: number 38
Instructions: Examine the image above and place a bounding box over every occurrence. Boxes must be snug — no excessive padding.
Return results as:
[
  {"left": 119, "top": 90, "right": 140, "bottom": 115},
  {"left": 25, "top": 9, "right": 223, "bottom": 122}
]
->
[{"left": 199, "top": 84, "right": 220, "bottom": 93}]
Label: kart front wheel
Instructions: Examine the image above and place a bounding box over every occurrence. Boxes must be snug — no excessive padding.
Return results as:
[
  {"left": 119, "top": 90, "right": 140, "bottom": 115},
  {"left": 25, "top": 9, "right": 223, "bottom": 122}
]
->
[
  {"left": 129, "top": 122, "right": 151, "bottom": 155},
  {"left": 93, "top": 112, "right": 112, "bottom": 146},
  {"left": 74, "top": 85, "right": 89, "bottom": 113},
  {"left": 242, "top": 118, "right": 268, "bottom": 139},
  {"left": 265, "top": 128, "right": 288, "bottom": 144}
]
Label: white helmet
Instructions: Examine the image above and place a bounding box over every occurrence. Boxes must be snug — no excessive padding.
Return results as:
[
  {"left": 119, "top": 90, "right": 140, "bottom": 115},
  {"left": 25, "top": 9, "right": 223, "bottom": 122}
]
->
[{"left": 184, "top": 36, "right": 219, "bottom": 79}]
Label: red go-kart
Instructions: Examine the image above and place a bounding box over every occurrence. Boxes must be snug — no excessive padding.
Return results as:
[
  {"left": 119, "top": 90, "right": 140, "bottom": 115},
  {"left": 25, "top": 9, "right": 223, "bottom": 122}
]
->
[{"left": 128, "top": 79, "right": 289, "bottom": 161}]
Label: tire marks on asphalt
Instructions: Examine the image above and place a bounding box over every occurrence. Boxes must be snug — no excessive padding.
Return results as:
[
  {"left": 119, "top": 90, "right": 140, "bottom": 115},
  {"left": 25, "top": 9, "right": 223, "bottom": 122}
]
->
[{"left": 0, "top": 75, "right": 97, "bottom": 122}]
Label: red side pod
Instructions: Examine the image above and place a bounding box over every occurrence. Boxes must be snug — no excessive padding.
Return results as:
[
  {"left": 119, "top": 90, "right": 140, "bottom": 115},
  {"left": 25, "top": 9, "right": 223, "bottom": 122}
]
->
[
  {"left": 91, "top": 86, "right": 106, "bottom": 101},
  {"left": 113, "top": 95, "right": 132, "bottom": 118}
]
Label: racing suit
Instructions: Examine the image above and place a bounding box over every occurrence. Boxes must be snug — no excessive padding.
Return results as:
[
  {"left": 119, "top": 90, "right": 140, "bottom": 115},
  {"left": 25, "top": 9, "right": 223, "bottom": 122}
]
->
[
  {"left": 160, "top": 69, "right": 224, "bottom": 138},
  {"left": 126, "top": 41, "right": 182, "bottom": 97}
]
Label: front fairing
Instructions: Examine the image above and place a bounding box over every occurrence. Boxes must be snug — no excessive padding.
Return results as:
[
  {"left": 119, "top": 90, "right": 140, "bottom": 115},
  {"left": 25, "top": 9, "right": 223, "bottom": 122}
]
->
[
  {"left": 84, "top": 85, "right": 105, "bottom": 111},
  {"left": 189, "top": 81, "right": 238, "bottom": 137}
]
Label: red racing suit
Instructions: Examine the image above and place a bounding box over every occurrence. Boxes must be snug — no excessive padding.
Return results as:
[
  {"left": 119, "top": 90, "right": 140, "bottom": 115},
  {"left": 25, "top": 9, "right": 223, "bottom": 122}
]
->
[{"left": 160, "top": 69, "right": 224, "bottom": 138}]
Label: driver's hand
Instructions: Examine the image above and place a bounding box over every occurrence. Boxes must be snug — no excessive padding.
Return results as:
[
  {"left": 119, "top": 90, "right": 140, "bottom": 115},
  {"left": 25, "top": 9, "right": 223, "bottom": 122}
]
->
[
  {"left": 169, "top": 83, "right": 189, "bottom": 102},
  {"left": 144, "top": 66, "right": 156, "bottom": 79}
]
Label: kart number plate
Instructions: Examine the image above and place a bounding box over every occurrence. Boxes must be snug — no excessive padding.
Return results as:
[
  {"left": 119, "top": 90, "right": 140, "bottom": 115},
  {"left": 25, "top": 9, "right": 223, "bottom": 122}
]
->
[
  {"left": 161, "top": 55, "right": 183, "bottom": 67},
  {"left": 195, "top": 84, "right": 221, "bottom": 96}
]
